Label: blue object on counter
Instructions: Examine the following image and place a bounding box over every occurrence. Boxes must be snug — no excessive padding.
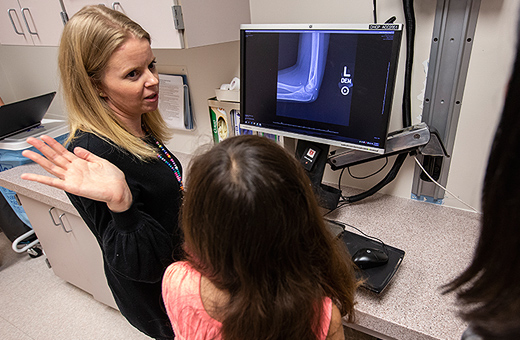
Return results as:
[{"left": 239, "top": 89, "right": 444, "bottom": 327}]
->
[{"left": 0, "top": 121, "right": 69, "bottom": 228}]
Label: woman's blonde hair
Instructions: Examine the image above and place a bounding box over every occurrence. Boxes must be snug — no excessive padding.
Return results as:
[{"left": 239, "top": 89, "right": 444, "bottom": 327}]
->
[{"left": 59, "top": 5, "right": 171, "bottom": 160}]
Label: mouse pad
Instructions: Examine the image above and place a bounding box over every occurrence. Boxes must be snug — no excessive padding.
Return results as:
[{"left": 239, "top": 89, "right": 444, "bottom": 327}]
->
[{"left": 339, "top": 230, "right": 405, "bottom": 293}]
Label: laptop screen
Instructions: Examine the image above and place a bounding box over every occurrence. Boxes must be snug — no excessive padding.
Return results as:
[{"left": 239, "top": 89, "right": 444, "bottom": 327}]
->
[{"left": 0, "top": 92, "right": 56, "bottom": 140}]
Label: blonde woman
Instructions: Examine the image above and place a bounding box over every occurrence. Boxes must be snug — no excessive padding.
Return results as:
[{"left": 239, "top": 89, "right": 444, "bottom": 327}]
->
[{"left": 21, "top": 6, "right": 181, "bottom": 339}]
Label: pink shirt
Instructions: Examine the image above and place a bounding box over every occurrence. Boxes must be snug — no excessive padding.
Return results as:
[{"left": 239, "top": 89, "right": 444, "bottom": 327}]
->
[{"left": 162, "top": 261, "right": 332, "bottom": 340}]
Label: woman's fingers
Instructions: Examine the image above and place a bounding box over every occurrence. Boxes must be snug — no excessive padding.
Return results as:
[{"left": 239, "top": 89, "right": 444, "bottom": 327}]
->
[
  {"left": 21, "top": 149, "right": 65, "bottom": 179},
  {"left": 25, "top": 135, "right": 75, "bottom": 166},
  {"left": 20, "top": 172, "right": 68, "bottom": 191},
  {"left": 22, "top": 135, "right": 81, "bottom": 178},
  {"left": 40, "top": 135, "right": 77, "bottom": 161},
  {"left": 73, "top": 146, "right": 103, "bottom": 163}
]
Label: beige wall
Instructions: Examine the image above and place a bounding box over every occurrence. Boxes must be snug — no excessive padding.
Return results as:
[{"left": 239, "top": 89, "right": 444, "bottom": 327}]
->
[
  {"left": 0, "top": 0, "right": 518, "bottom": 211},
  {"left": 0, "top": 46, "right": 61, "bottom": 111},
  {"left": 0, "top": 42, "right": 240, "bottom": 153},
  {"left": 445, "top": 0, "right": 518, "bottom": 210},
  {"left": 152, "top": 44, "right": 241, "bottom": 154}
]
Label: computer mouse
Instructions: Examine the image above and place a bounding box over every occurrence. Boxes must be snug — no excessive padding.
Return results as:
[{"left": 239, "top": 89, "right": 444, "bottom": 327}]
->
[{"left": 352, "top": 248, "right": 389, "bottom": 269}]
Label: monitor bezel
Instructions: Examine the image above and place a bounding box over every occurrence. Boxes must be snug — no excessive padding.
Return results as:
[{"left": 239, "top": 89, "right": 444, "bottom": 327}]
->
[{"left": 239, "top": 23, "right": 403, "bottom": 154}]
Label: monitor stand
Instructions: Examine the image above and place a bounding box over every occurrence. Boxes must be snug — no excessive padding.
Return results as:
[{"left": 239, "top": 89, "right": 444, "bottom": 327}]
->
[{"left": 295, "top": 140, "right": 341, "bottom": 210}]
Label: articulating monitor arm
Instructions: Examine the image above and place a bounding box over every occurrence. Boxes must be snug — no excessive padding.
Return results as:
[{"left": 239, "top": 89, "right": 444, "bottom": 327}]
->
[{"left": 327, "top": 122, "right": 449, "bottom": 170}]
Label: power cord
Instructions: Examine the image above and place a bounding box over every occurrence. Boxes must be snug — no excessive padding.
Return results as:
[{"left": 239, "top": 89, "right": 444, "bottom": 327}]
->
[
  {"left": 413, "top": 156, "right": 480, "bottom": 213},
  {"left": 347, "top": 157, "right": 389, "bottom": 180},
  {"left": 337, "top": 158, "right": 389, "bottom": 202},
  {"left": 337, "top": 157, "right": 387, "bottom": 191},
  {"left": 385, "top": 16, "right": 397, "bottom": 24},
  {"left": 372, "top": 0, "right": 378, "bottom": 23},
  {"left": 323, "top": 198, "right": 351, "bottom": 217},
  {"left": 326, "top": 218, "right": 389, "bottom": 255},
  {"left": 327, "top": 154, "right": 480, "bottom": 215}
]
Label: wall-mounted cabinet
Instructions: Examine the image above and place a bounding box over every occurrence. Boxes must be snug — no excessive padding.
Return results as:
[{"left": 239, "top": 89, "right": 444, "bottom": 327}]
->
[
  {"left": 0, "top": 0, "right": 65, "bottom": 46},
  {"left": 63, "top": 0, "right": 184, "bottom": 48},
  {"left": 173, "top": 0, "right": 251, "bottom": 48},
  {"left": 0, "top": 0, "right": 250, "bottom": 48}
]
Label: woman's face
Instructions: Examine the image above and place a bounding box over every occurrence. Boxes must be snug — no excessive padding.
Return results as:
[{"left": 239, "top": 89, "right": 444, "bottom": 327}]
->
[{"left": 99, "top": 35, "right": 159, "bottom": 124}]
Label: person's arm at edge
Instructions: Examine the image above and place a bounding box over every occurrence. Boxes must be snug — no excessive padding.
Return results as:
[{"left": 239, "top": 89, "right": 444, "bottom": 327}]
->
[{"left": 326, "top": 303, "right": 345, "bottom": 340}]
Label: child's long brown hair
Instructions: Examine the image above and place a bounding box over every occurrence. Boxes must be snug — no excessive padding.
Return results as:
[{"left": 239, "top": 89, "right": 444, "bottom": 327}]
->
[{"left": 182, "top": 135, "right": 358, "bottom": 340}]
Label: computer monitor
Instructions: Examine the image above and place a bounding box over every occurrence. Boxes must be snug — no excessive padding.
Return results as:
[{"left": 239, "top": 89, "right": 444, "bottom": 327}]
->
[{"left": 239, "top": 23, "right": 403, "bottom": 155}]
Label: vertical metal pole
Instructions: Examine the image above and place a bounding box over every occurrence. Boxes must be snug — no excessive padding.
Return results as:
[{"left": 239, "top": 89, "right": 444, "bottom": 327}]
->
[{"left": 411, "top": 0, "right": 481, "bottom": 203}]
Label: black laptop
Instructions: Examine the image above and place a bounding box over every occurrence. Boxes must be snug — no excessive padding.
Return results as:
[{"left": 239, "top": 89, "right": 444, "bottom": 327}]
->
[
  {"left": 0, "top": 92, "right": 56, "bottom": 140},
  {"left": 326, "top": 219, "right": 405, "bottom": 293}
]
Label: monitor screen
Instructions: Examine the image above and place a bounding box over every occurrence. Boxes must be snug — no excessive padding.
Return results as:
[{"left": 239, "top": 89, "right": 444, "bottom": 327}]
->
[{"left": 240, "top": 23, "right": 403, "bottom": 154}]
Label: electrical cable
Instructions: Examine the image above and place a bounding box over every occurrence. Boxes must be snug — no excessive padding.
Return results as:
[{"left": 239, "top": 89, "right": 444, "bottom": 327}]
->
[
  {"left": 337, "top": 157, "right": 388, "bottom": 194},
  {"left": 401, "top": 0, "right": 415, "bottom": 128},
  {"left": 413, "top": 156, "right": 480, "bottom": 213},
  {"left": 323, "top": 201, "right": 347, "bottom": 216},
  {"left": 373, "top": 0, "right": 378, "bottom": 23},
  {"left": 347, "top": 157, "right": 389, "bottom": 180},
  {"left": 326, "top": 218, "right": 389, "bottom": 255},
  {"left": 343, "top": 153, "right": 408, "bottom": 204},
  {"left": 385, "top": 16, "right": 397, "bottom": 24},
  {"left": 338, "top": 168, "right": 347, "bottom": 197}
]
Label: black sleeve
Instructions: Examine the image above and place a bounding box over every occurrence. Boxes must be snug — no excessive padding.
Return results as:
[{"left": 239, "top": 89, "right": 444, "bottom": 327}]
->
[{"left": 66, "top": 133, "right": 179, "bottom": 283}]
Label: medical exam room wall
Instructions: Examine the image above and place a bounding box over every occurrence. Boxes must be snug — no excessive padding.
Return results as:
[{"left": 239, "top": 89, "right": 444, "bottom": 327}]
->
[{"left": 0, "top": 0, "right": 518, "bottom": 211}]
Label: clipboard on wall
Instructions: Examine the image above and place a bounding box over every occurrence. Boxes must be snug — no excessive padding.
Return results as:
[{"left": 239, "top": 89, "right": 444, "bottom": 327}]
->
[{"left": 158, "top": 73, "right": 194, "bottom": 130}]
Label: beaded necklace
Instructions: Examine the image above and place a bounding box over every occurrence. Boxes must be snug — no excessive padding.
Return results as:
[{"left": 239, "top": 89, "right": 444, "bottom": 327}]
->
[{"left": 150, "top": 134, "right": 183, "bottom": 191}]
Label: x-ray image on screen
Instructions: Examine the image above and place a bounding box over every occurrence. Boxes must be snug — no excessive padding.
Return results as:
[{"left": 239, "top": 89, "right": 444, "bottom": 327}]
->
[
  {"left": 276, "top": 33, "right": 357, "bottom": 127},
  {"left": 277, "top": 32, "right": 330, "bottom": 103}
]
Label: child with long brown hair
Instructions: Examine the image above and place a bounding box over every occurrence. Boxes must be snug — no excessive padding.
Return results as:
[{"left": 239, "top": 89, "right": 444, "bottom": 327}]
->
[{"left": 162, "top": 135, "right": 359, "bottom": 340}]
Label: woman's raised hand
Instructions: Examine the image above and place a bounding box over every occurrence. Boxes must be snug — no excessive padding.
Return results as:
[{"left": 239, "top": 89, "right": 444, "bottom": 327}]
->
[{"left": 21, "top": 135, "right": 133, "bottom": 212}]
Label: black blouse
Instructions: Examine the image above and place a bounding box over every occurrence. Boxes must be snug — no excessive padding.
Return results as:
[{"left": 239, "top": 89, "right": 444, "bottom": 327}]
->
[{"left": 66, "top": 132, "right": 182, "bottom": 339}]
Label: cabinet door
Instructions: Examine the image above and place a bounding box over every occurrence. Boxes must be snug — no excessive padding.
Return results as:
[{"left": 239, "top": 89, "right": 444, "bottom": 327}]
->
[
  {"left": 61, "top": 0, "right": 106, "bottom": 17},
  {"left": 112, "top": 0, "right": 183, "bottom": 48},
  {"left": 0, "top": 0, "right": 32, "bottom": 45},
  {"left": 0, "top": 0, "right": 65, "bottom": 46},
  {"left": 179, "top": 0, "right": 250, "bottom": 48},
  {"left": 63, "top": 0, "right": 183, "bottom": 49},
  {"left": 17, "top": 0, "right": 66, "bottom": 46},
  {"left": 18, "top": 195, "right": 117, "bottom": 309},
  {"left": 62, "top": 0, "right": 249, "bottom": 49}
]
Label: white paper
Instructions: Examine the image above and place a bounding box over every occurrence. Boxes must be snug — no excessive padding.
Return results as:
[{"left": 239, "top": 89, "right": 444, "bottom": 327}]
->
[{"left": 158, "top": 74, "right": 186, "bottom": 130}]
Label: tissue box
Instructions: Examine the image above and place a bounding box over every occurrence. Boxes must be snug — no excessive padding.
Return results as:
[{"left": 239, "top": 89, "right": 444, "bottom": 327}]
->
[{"left": 215, "top": 89, "right": 239, "bottom": 102}]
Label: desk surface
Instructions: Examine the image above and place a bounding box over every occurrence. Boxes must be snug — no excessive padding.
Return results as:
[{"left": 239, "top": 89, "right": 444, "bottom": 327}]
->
[
  {"left": 330, "top": 188, "right": 480, "bottom": 340},
  {"left": 0, "top": 159, "right": 480, "bottom": 340}
]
